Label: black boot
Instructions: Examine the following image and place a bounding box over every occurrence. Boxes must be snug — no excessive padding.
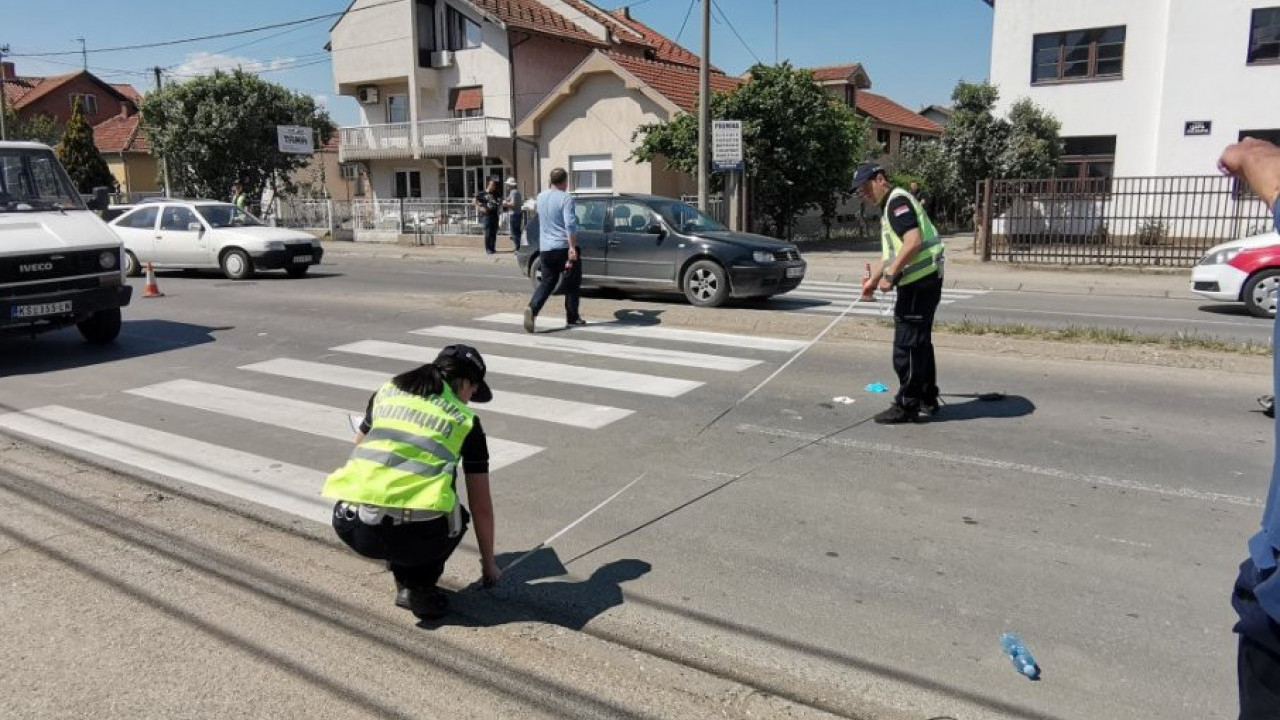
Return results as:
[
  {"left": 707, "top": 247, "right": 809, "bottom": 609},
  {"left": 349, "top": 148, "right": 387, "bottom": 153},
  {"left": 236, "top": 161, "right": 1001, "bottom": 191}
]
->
[{"left": 874, "top": 403, "right": 917, "bottom": 424}]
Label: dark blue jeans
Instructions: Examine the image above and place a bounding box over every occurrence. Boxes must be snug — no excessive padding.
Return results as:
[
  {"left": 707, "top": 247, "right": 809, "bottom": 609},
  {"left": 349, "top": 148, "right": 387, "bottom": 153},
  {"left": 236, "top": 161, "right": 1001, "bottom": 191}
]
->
[
  {"left": 529, "top": 247, "right": 582, "bottom": 322},
  {"left": 510, "top": 213, "right": 523, "bottom": 249},
  {"left": 483, "top": 215, "right": 499, "bottom": 254}
]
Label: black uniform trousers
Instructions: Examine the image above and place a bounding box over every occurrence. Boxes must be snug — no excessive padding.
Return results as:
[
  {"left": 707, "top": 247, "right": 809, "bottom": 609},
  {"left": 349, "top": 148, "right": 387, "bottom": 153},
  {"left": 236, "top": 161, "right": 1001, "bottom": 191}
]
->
[
  {"left": 482, "top": 215, "right": 499, "bottom": 254},
  {"left": 529, "top": 247, "right": 583, "bottom": 322},
  {"left": 892, "top": 272, "right": 942, "bottom": 411},
  {"left": 333, "top": 503, "right": 470, "bottom": 591}
]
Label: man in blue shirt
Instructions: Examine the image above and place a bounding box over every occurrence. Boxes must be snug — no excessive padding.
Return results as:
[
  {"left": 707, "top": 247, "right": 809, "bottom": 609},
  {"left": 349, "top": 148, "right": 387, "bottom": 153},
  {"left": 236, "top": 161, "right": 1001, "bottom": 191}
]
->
[
  {"left": 524, "top": 168, "right": 584, "bottom": 333},
  {"left": 1221, "top": 137, "right": 1280, "bottom": 718}
]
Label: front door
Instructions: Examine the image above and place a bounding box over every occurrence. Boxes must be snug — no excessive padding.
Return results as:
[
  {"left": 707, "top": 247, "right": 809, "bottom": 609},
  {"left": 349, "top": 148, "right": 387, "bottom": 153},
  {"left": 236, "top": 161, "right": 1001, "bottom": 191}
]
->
[
  {"left": 572, "top": 197, "right": 609, "bottom": 279},
  {"left": 605, "top": 199, "right": 675, "bottom": 283},
  {"left": 112, "top": 205, "right": 160, "bottom": 264},
  {"left": 155, "top": 205, "right": 212, "bottom": 266}
]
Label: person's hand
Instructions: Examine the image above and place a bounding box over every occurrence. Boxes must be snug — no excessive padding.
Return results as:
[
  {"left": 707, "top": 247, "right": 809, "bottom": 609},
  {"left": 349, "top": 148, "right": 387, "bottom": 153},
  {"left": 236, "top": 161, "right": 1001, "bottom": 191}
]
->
[
  {"left": 860, "top": 277, "right": 876, "bottom": 300},
  {"left": 1219, "top": 138, "right": 1269, "bottom": 176},
  {"left": 568, "top": 247, "right": 579, "bottom": 262},
  {"left": 879, "top": 276, "right": 894, "bottom": 293},
  {"left": 481, "top": 558, "right": 502, "bottom": 588}
]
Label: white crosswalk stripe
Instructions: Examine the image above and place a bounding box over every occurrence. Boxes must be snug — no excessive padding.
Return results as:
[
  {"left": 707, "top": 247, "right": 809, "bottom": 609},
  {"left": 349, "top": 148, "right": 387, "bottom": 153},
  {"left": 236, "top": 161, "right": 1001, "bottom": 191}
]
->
[
  {"left": 0, "top": 405, "right": 334, "bottom": 524},
  {"left": 333, "top": 340, "right": 703, "bottom": 398},
  {"left": 411, "top": 325, "right": 761, "bottom": 372},
  {"left": 240, "top": 358, "right": 633, "bottom": 429},
  {"left": 473, "top": 313, "right": 808, "bottom": 352},
  {"left": 126, "top": 379, "right": 543, "bottom": 471},
  {"left": 770, "top": 279, "right": 985, "bottom": 316}
]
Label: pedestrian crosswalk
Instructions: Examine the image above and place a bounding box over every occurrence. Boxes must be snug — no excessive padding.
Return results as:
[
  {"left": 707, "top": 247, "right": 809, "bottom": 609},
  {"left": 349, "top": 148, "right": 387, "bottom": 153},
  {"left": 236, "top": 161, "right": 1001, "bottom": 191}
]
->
[
  {"left": 0, "top": 315, "right": 807, "bottom": 525},
  {"left": 772, "top": 279, "right": 989, "bottom": 317}
]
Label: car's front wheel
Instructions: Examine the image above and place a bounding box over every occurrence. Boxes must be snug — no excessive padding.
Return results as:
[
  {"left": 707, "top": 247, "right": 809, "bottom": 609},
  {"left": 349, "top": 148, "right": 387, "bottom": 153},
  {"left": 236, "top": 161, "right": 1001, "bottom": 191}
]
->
[
  {"left": 1244, "top": 269, "right": 1280, "bottom": 318},
  {"left": 220, "top": 249, "right": 254, "bottom": 281},
  {"left": 682, "top": 259, "right": 729, "bottom": 307},
  {"left": 77, "top": 308, "right": 122, "bottom": 344}
]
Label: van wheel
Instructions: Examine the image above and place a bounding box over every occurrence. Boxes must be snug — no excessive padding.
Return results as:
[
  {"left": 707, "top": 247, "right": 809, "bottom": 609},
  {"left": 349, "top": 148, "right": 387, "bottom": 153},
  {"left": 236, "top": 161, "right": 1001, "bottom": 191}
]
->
[
  {"left": 123, "top": 251, "right": 142, "bottom": 278},
  {"left": 78, "top": 308, "right": 122, "bottom": 344},
  {"left": 683, "top": 259, "right": 729, "bottom": 307},
  {"left": 1244, "top": 269, "right": 1280, "bottom": 318},
  {"left": 220, "top": 249, "right": 254, "bottom": 280}
]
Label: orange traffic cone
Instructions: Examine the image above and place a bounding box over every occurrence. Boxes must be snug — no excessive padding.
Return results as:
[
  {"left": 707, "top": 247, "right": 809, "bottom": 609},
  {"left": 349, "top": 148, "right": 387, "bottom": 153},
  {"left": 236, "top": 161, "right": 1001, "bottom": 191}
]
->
[{"left": 142, "top": 262, "right": 164, "bottom": 298}]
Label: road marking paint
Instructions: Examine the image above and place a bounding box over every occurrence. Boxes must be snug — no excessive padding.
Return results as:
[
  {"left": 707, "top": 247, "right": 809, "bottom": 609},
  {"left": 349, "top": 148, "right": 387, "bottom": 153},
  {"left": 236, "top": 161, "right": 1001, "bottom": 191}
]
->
[
  {"left": 735, "top": 423, "right": 1263, "bottom": 508},
  {"left": 333, "top": 340, "right": 702, "bottom": 398},
  {"left": 410, "top": 325, "right": 761, "bottom": 372},
  {"left": 0, "top": 405, "right": 333, "bottom": 523},
  {"left": 475, "top": 313, "right": 807, "bottom": 353},
  {"left": 241, "top": 358, "right": 632, "bottom": 429},
  {"left": 126, "top": 379, "right": 542, "bottom": 471}
]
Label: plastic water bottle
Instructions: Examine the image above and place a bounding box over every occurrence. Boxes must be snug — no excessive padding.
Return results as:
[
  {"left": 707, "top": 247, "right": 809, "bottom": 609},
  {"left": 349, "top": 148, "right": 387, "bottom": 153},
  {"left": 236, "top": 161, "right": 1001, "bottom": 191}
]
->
[
  {"left": 861, "top": 262, "right": 874, "bottom": 301},
  {"left": 1000, "top": 632, "right": 1040, "bottom": 680}
]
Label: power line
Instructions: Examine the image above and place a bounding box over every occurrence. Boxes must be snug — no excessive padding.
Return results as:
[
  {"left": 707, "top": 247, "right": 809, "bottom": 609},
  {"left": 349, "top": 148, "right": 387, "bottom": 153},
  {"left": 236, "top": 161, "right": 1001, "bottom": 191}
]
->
[
  {"left": 674, "top": 0, "right": 698, "bottom": 45},
  {"left": 711, "top": 0, "right": 762, "bottom": 65},
  {"left": 8, "top": 0, "right": 404, "bottom": 57}
]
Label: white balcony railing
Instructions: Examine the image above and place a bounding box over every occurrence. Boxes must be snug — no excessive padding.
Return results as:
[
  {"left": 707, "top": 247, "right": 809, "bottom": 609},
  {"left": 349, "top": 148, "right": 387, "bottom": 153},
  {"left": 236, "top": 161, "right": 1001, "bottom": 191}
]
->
[{"left": 339, "top": 117, "right": 513, "bottom": 161}]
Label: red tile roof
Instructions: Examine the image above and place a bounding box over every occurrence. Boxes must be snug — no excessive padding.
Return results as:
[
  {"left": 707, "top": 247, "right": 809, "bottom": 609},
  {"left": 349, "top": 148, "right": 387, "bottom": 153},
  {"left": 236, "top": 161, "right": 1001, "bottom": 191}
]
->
[
  {"left": 111, "top": 83, "right": 143, "bottom": 104},
  {"left": 607, "top": 52, "right": 740, "bottom": 113},
  {"left": 810, "top": 64, "right": 864, "bottom": 83},
  {"left": 7, "top": 71, "right": 80, "bottom": 110},
  {"left": 608, "top": 9, "right": 704, "bottom": 69},
  {"left": 470, "top": 0, "right": 606, "bottom": 47},
  {"left": 856, "top": 91, "right": 943, "bottom": 134},
  {"left": 93, "top": 111, "right": 150, "bottom": 154}
]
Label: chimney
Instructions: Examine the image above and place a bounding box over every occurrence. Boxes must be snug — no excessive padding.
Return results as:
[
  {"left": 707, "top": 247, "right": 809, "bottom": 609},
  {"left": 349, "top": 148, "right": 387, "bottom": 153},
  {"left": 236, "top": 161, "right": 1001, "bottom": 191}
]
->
[{"left": 1, "top": 62, "right": 15, "bottom": 81}]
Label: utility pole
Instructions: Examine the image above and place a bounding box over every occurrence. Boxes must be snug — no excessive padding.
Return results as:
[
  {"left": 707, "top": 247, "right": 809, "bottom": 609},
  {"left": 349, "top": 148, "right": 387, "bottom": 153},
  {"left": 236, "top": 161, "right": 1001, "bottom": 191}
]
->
[
  {"left": 153, "top": 66, "right": 172, "bottom": 198},
  {"left": 698, "top": 0, "right": 710, "bottom": 212},
  {"left": 76, "top": 37, "right": 87, "bottom": 71},
  {"left": 0, "top": 44, "right": 9, "bottom": 142}
]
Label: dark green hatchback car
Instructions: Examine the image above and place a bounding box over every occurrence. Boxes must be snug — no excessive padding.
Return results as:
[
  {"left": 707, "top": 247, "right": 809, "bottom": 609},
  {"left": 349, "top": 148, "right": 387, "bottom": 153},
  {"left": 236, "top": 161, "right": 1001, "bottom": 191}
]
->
[{"left": 515, "top": 194, "right": 806, "bottom": 307}]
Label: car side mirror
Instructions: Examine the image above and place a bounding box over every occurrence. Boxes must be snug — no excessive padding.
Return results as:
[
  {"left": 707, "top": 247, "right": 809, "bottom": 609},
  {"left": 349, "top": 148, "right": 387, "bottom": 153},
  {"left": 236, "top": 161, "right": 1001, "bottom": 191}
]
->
[
  {"left": 89, "top": 186, "right": 110, "bottom": 212},
  {"left": 187, "top": 222, "right": 204, "bottom": 233}
]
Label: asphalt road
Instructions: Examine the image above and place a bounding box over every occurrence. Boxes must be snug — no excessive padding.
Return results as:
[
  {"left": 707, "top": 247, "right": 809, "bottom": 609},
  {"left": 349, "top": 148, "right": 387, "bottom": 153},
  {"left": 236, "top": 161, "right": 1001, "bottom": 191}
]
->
[
  {"left": 0, "top": 256, "right": 1270, "bottom": 719},
  {"left": 320, "top": 250, "right": 1277, "bottom": 345}
]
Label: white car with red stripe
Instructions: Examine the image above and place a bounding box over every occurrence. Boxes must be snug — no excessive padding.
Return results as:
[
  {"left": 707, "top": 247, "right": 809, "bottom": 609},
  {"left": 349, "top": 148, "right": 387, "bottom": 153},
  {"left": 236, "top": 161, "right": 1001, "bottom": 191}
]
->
[{"left": 1191, "top": 231, "right": 1280, "bottom": 318}]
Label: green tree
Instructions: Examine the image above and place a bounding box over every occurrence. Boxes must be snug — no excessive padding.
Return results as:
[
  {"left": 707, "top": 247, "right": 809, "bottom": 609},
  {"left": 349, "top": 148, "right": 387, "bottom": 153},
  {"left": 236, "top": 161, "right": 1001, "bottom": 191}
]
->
[
  {"left": 633, "top": 62, "right": 872, "bottom": 238},
  {"left": 999, "top": 98, "right": 1063, "bottom": 180},
  {"left": 140, "top": 69, "right": 332, "bottom": 203},
  {"left": 2, "top": 106, "right": 62, "bottom": 145},
  {"left": 56, "top": 99, "right": 116, "bottom": 193},
  {"left": 943, "top": 81, "right": 1009, "bottom": 204}
]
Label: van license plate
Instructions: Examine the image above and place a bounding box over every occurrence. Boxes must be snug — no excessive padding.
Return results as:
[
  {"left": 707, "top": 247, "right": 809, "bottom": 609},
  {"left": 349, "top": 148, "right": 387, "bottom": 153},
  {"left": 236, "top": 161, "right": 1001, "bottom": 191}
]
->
[
  {"left": 785, "top": 266, "right": 805, "bottom": 278},
  {"left": 12, "top": 301, "right": 72, "bottom": 318},
  {"left": 293, "top": 255, "right": 313, "bottom": 263}
]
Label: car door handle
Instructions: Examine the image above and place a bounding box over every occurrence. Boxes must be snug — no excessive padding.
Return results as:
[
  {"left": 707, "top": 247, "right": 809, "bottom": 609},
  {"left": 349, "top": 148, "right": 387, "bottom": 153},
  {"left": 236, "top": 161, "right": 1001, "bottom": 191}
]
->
[{"left": 607, "top": 239, "right": 620, "bottom": 247}]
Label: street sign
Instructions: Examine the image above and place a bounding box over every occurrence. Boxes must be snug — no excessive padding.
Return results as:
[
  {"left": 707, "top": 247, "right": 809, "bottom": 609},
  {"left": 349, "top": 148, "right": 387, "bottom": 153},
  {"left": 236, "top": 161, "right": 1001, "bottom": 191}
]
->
[
  {"left": 1184, "top": 121, "right": 1212, "bottom": 136},
  {"left": 712, "top": 120, "right": 743, "bottom": 171},
  {"left": 277, "top": 125, "right": 315, "bottom": 154}
]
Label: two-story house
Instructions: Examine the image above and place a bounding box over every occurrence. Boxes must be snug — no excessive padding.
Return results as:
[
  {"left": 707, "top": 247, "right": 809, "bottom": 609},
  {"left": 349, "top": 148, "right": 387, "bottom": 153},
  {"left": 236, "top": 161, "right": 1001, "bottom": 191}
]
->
[
  {"left": 809, "top": 63, "right": 944, "bottom": 157},
  {"left": 988, "top": 0, "right": 1280, "bottom": 178},
  {"left": 2, "top": 62, "right": 142, "bottom": 132}
]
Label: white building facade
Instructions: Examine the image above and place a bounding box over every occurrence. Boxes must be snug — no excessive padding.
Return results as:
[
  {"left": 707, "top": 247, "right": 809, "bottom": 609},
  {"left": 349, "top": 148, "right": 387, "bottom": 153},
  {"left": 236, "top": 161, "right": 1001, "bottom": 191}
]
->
[{"left": 989, "top": 0, "right": 1280, "bottom": 178}]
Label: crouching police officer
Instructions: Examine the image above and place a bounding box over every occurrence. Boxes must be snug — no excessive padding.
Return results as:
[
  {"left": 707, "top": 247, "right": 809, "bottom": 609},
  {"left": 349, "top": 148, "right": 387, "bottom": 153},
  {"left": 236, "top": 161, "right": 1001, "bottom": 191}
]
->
[
  {"left": 323, "top": 344, "right": 501, "bottom": 620},
  {"left": 853, "top": 163, "right": 945, "bottom": 424}
]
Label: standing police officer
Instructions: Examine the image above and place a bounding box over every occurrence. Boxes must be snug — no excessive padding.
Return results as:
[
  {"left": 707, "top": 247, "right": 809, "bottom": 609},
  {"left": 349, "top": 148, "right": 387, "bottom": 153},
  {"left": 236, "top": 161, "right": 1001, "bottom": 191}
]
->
[
  {"left": 323, "top": 345, "right": 500, "bottom": 621},
  {"left": 853, "top": 163, "right": 945, "bottom": 424}
]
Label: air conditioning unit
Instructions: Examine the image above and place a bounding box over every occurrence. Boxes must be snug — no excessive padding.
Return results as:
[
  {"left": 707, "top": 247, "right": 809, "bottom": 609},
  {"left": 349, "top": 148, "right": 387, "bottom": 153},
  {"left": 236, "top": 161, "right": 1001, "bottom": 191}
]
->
[
  {"left": 356, "top": 85, "right": 380, "bottom": 104},
  {"left": 430, "top": 51, "right": 455, "bottom": 68}
]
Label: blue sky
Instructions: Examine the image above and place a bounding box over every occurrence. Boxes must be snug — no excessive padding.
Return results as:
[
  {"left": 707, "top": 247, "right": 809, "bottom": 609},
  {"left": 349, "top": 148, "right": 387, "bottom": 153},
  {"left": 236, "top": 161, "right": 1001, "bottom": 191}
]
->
[{"left": 6, "top": 0, "right": 993, "bottom": 126}]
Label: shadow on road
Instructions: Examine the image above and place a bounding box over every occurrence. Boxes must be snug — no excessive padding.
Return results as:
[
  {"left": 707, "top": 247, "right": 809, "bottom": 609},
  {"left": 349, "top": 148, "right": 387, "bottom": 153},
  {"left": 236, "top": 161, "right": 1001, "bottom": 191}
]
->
[
  {"left": 0, "top": 319, "right": 229, "bottom": 377},
  {"left": 931, "top": 393, "right": 1035, "bottom": 422},
  {"left": 424, "top": 548, "right": 650, "bottom": 632},
  {"left": 1195, "top": 303, "right": 1268, "bottom": 320}
]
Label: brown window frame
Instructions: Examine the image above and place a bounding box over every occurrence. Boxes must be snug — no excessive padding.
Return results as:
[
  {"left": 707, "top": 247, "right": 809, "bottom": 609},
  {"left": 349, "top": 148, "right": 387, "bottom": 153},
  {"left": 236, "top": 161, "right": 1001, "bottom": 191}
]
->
[
  {"left": 1031, "top": 26, "right": 1126, "bottom": 85},
  {"left": 1248, "top": 7, "right": 1280, "bottom": 66}
]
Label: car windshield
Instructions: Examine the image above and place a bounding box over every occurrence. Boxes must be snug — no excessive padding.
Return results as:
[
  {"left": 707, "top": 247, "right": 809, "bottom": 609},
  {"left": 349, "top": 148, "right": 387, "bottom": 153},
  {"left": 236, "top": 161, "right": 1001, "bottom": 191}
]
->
[
  {"left": 650, "top": 200, "right": 726, "bottom": 233},
  {"left": 195, "top": 203, "right": 264, "bottom": 228},
  {"left": 0, "top": 148, "right": 86, "bottom": 213}
]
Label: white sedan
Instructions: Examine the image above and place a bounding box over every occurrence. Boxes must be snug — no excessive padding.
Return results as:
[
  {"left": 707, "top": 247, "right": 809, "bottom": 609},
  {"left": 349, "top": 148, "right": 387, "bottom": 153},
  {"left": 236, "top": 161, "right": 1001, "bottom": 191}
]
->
[{"left": 109, "top": 200, "right": 323, "bottom": 280}]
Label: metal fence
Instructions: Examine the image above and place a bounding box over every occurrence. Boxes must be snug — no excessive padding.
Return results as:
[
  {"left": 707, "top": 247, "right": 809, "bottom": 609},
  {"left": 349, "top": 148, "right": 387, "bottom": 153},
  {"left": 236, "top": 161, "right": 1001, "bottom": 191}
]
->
[
  {"left": 680, "top": 194, "right": 727, "bottom": 224},
  {"left": 350, "top": 199, "right": 487, "bottom": 242},
  {"left": 274, "top": 198, "right": 353, "bottom": 234},
  {"left": 976, "top": 175, "right": 1275, "bottom": 266}
]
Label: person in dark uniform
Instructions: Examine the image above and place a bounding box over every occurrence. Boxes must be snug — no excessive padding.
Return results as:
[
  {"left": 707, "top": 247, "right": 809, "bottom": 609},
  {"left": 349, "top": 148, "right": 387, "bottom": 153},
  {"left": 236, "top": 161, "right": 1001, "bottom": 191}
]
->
[
  {"left": 476, "top": 180, "right": 502, "bottom": 255},
  {"left": 853, "top": 163, "right": 945, "bottom": 424},
  {"left": 1221, "top": 137, "right": 1280, "bottom": 719},
  {"left": 323, "top": 345, "right": 501, "bottom": 621}
]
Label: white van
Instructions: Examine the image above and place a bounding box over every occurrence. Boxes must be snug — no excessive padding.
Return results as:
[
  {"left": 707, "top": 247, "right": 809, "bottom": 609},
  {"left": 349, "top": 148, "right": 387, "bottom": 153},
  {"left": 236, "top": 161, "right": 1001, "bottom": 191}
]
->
[{"left": 0, "top": 141, "right": 132, "bottom": 343}]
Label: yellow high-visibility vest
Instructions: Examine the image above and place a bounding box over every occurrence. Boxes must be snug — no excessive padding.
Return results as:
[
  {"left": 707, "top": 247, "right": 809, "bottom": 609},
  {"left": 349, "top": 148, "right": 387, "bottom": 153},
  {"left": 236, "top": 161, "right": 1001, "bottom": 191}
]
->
[
  {"left": 322, "top": 381, "right": 474, "bottom": 510},
  {"left": 881, "top": 188, "right": 943, "bottom": 286}
]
